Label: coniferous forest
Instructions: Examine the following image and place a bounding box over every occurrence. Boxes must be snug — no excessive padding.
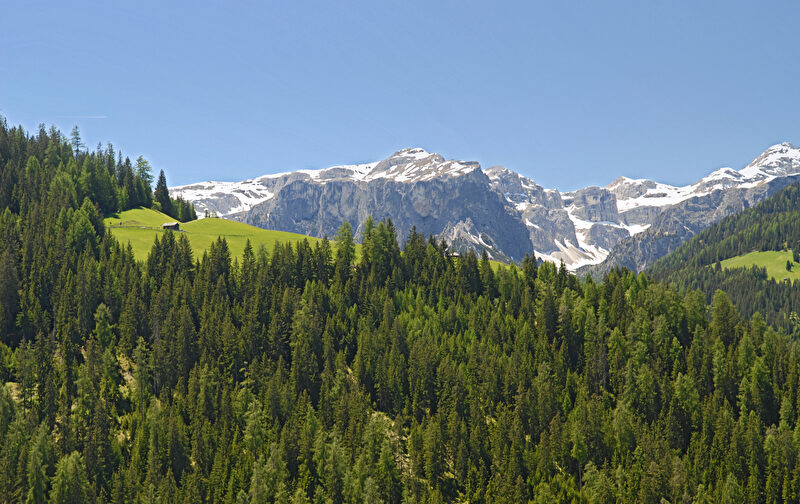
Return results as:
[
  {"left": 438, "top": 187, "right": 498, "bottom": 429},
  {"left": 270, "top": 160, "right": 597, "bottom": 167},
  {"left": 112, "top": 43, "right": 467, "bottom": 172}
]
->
[
  {"left": 649, "top": 184, "right": 800, "bottom": 336},
  {"left": 4, "top": 119, "right": 800, "bottom": 504}
]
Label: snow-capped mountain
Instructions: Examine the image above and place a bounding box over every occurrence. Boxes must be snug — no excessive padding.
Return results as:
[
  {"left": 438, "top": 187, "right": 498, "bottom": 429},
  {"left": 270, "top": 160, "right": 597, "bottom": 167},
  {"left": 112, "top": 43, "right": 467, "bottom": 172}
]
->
[
  {"left": 584, "top": 142, "right": 800, "bottom": 275},
  {"left": 173, "top": 148, "right": 478, "bottom": 216},
  {"left": 171, "top": 143, "right": 800, "bottom": 271}
]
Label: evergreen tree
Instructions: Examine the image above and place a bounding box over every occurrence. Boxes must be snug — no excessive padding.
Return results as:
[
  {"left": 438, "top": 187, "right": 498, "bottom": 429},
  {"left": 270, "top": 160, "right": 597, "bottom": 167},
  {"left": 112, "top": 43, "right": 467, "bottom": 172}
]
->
[
  {"left": 136, "top": 155, "right": 154, "bottom": 189},
  {"left": 25, "top": 424, "right": 52, "bottom": 504},
  {"left": 70, "top": 125, "right": 83, "bottom": 155},
  {"left": 335, "top": 222, "right": 355, "bottom": 268},
  {"left": 49, "top": 452, "right": 91, "bottom": 504},
  {"left": 0, "top": 249, "right": 19, "bottom": 342},
  {"left": 154, "top": 169, "right": 172, "bottom": 216}
]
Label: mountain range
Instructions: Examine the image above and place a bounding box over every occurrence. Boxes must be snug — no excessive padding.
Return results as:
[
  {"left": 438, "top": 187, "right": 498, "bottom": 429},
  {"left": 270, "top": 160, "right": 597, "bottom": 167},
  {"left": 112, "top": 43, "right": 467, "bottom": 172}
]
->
[{"left": 171, "top": 142, "right": 800, "bottom": 271}]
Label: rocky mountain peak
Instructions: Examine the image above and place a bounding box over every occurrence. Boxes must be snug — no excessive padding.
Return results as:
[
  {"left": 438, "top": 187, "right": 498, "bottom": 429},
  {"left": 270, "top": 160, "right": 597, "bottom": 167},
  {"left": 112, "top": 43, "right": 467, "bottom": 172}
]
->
[
  {"left": 690, "top": 167, "right": 744, "bottom": 193},
  {"left": 391, "top": 147, "right": 438, "bottom": 160},
  {"left": 483, "top": 165, "right": 511, "bottom": 180},
  {"left": 740, "top": 142, "right": 800, "bottom": 179},
  {"left": 605, "top": 176, "right": 658, "bottom": 200},
  {"left": 769, "top": 141, "right": 794, "bottom": 151},
  {"left": 368, "top": 148, "right": 479, "bottom": 182}
]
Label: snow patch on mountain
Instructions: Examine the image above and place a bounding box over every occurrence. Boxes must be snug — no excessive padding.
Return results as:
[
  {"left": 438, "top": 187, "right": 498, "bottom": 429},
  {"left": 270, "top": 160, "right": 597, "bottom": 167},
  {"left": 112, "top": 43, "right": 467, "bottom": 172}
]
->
[
  {"left": 740, "top": 142, "right": 800, "bottom": 180},
  {"left": 535, "top": 239, "right": 607, "bottom": 271},
  {"left": 171, "top": 179, "right": 277, "bottom": 216},
  {"left": 605, "top": 143, "right": 800, "bottom": 217}
]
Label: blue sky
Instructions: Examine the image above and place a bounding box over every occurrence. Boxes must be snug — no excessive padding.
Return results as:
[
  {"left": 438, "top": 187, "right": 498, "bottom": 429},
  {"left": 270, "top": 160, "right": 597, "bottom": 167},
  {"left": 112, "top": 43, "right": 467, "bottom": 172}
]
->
[{"left": 2, "top": 1, "right": 799, "bottom": 190}]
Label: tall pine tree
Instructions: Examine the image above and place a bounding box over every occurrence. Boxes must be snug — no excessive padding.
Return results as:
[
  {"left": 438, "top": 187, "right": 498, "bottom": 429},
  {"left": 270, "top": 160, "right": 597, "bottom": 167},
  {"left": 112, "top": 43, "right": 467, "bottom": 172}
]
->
[{"left": 154, "top": 169, "right": 173, "bottom": 217}]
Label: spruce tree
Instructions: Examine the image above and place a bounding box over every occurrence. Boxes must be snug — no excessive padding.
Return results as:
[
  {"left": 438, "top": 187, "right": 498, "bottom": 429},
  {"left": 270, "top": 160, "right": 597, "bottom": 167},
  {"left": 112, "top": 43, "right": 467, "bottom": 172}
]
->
[
  {"left": 154, "top": 169, "right": 173, "bottom": 216},
  {"left": 70, "top": 125, "right": 83, "bottom": 155},
  {"left": 49, "top": 452, "right": 91, "bottom": 504},
  {"left": 25, "top": 425, "right": 52, "bottom": 504},
  {"left": 135, "top": 155, "right": 154, "bottom": 188},
  {"left": 0, "top": 249, "right": 19, "bottom": 341}
]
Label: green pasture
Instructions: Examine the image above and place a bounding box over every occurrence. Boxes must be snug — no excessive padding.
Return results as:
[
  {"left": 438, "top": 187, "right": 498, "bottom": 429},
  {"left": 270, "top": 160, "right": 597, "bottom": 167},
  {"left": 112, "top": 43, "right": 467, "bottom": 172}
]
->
[{"left": 720, "top": 250, "right": 800, "bottom": 283}]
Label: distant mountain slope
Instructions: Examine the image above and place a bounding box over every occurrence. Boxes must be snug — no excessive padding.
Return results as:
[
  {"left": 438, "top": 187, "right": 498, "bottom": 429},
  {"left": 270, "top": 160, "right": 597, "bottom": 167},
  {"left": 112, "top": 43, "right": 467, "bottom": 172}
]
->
[
  {"left": 172, "top": 143, "right": 800, "bottom": 269},
  {"left": 582, "top": 142, "right": 800, "bottom": 275},
  {"left": 581, "top": 172, "right": 800, "bottom": 277},
  {"left": 647, "top": 183, "right": 800, "bottom": 334}
]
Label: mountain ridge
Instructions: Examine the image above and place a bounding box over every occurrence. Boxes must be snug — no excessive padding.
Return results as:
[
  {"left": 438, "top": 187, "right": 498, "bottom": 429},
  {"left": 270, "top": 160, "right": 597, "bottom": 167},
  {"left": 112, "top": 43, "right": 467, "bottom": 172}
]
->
[{"left": 171, "top": 142, "right": 800, "bottom": 270}]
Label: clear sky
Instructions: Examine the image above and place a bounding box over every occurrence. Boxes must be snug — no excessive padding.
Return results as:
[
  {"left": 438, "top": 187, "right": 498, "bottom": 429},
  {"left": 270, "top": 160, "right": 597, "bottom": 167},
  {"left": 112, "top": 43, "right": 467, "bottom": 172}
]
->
[{"left": 2, "top": 1, "right": 799, "bottom": 190}]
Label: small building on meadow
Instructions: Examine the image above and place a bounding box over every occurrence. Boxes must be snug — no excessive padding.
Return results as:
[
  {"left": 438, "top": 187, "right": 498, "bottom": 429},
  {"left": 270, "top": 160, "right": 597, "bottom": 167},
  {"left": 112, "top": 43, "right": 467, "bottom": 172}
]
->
[{"left": 162, "top": 222, "right": 180, "bottom": 231}]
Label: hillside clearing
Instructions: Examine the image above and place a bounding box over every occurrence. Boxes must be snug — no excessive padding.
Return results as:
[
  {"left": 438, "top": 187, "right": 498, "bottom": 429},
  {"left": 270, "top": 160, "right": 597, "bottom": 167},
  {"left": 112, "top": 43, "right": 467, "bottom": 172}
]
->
[
  {"left": 105, "top": 208, "right": 327, "bottom": 261},
  {"left": 720, "top": 250, "right": 800, "bottom": 283}
]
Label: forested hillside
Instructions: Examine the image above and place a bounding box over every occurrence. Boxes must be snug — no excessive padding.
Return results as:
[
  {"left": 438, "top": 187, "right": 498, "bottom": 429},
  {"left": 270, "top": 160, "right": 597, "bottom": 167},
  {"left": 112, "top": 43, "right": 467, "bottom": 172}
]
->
[
  {"left": 3, "top": 119, "right": 800, "bottom": 503},
  {"left": 649, "top": 184, "right": 800, "bottom": 335},
  {"left": 0, "top": 120, "right": 196, "bottom": 225}
]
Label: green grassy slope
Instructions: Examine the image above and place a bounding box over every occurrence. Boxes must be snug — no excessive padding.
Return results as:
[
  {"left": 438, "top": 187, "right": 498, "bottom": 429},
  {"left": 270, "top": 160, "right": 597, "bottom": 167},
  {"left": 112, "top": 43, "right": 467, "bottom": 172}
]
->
[
  {"left": 105, "top": 208, "right": 326, "bottom": 261},
  {"left": 720, "top": 250, "right": 800, "bottom": 283},
  {"left": 105, "top": 207, "right": 177, "bottom": 227},
  {"left": 180, "top": 218, "right": 326, "bottom": 260},
  {"left": 105, "top": 208, "right": 177, "bottom": 260}
]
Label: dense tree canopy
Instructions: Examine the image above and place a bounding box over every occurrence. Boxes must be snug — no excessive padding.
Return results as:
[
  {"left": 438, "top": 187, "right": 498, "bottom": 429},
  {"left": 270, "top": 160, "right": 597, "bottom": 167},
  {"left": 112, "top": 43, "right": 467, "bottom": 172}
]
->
[
  {"left": 649, "top": 183, "right": 800, "bottom": 335},
  {"left": 1, "top": 118, "right": 800, "bottom": 503}
]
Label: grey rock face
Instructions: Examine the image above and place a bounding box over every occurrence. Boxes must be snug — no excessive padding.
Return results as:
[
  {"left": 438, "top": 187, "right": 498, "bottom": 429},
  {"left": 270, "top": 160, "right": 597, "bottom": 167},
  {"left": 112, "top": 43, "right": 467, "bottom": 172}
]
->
[
  {"left": 484, "top": 165, "right": 563, "bottom": 210},
  {"left": 520, "top": 205, "right": 577, "bottom": 252},
  {"left": 563, "top": 187, "right": 619, "bottom": 223},
  {"left": 244, "top": 165, "right": 533, "bottom": 261},
  {"left": 585, "top": 224, "right": 630, "bottom": 251},
  {"left": 440, "top": 218, "right": 511, "bottom": 261},
  {"left": 606, "top": 177, "right": 658, "bottom": 200},
  {"left": 619, "top": 206, "right": 661, "bottom": 227}
]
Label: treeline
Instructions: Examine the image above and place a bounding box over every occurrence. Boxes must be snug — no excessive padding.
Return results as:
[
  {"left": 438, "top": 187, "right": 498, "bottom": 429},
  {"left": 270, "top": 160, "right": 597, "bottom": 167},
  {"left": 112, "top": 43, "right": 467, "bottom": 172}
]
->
[
  {"left": 3, "top": 120, "right": 800, "bottom": 503},
  {"left": 0, "top": 119, "right": 195, "bottom": 223},
  {"left": 649, "top": 184, "right": 800, "bottom": 334}
]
